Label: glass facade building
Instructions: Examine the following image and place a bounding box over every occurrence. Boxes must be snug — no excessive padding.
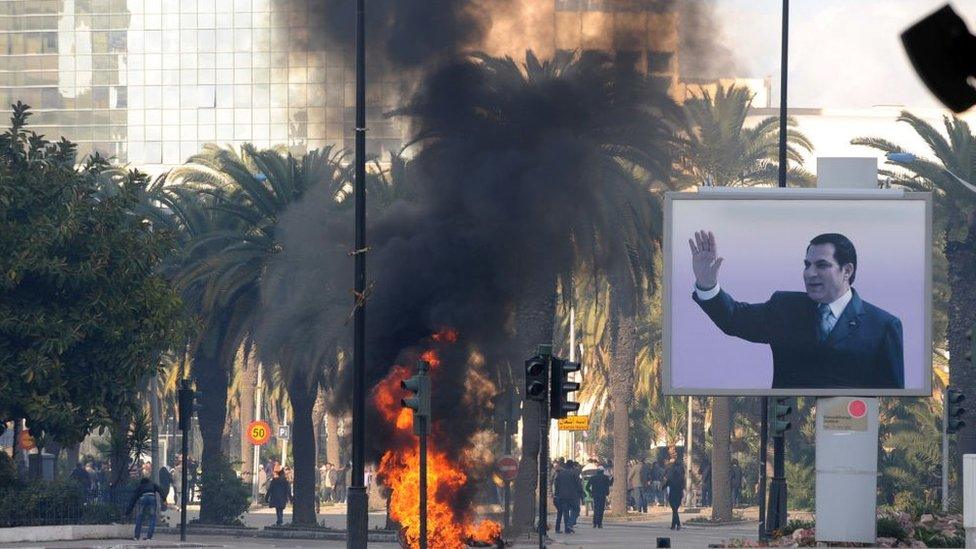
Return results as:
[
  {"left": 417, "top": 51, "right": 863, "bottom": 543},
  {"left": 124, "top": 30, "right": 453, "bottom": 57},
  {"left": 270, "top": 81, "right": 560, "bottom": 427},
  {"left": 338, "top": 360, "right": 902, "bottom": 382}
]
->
[
  {"left": 0, "top": 0, "right": 405, "bottom": 171},
  {"left": 0, "top": 0, "right": 676, "bottom": 172}
]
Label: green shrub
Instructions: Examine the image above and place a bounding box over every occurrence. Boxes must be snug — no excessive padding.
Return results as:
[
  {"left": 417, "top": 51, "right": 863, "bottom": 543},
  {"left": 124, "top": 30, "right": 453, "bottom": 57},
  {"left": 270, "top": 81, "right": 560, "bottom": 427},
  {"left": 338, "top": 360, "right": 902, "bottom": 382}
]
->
[
  {"left": 780, "top": 518, "right": 815, "bottom": 536},
  {"left": 0, "top": 480, "right": 83, "bottom": 527},
  {"left": 197, "top": 454, "right": 250, "bottom": 526},
  {"left": 78, "top": 502, "right": 122, "bottom": 525},
  {"left": 876, "top": 515, "right": 909, "bottom": 541},
  {"left": 785, "top": 461, "right": 815, "bottom": 510}
]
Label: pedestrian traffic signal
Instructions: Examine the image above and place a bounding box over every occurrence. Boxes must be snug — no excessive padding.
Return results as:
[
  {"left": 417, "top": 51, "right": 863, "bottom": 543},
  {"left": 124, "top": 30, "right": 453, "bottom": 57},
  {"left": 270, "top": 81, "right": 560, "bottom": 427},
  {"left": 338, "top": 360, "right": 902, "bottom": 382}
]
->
[
  {"left": 771, "top": 397, "right": 792, "bottom": 435},
  {"left": 550, "top": 357, "right": 581, "bottom": 419},
  {"left": 178, "top": 379, "right": 195, "bottom": 431},
  {"left": 947, "top": 388, "right": 966, "bottom": 434},
  {"left": 525, "top": 355, "right": 548, "bottom": 402},
  {"left": 401, "top": 360, "right": 431, "bottom": 435}
]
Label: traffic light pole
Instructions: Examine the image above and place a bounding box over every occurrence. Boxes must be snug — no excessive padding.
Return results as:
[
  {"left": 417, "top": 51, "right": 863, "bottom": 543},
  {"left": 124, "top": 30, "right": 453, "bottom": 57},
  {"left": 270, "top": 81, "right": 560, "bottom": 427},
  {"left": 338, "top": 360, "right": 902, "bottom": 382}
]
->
[
  {"left": 767, "top": 430, "right": 787, "bottom": 532},
  {"left": 537, "top": 395, "right": 549, "bottom": 549},
  {"left": 943, "top": 387, "right": 949, "bottom": 512},
  {"left": 758, "top": 397, "right": 769, "bottom": 540},
  {"left": 503, "top": 389, "right": 513, "bottom": 530},
  {"left": 419, "top": 415, "right": 428, "bottom": 549},
  {"left": 178, "top": 379, "right": 192, "bottom": 542}
]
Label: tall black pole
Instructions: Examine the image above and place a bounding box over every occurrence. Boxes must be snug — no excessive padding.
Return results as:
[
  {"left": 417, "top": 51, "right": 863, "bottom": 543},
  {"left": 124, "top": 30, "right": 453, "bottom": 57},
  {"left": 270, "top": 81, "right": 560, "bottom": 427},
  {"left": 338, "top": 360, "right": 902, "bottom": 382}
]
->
[
  {"left": 503, "top": 388, "right": 512, "bottom": 529},
  {"left": 346, "top": 0, "right": 368, "bottom": 543},
  {"left": 767, "top": 0, "right": 790, "bottom": 536},
  {"left": 777, "top": 0, "right": 789, "bottom": 188},
  {"left": 419, "top": 416, "right": 428, "bottom": 549},
  {"left": 757, "top": 397, "right": 769, "bottom": 540},
  {"left": 537, "top": 396, "right": 549, "bottom": 549}
]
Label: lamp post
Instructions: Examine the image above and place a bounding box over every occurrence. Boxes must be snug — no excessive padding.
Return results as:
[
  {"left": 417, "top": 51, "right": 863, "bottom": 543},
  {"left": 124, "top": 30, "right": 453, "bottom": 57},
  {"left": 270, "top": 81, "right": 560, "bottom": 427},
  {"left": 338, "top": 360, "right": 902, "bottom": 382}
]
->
[{"left": 346, "top": 0, "right": 368, "bottom": 544}]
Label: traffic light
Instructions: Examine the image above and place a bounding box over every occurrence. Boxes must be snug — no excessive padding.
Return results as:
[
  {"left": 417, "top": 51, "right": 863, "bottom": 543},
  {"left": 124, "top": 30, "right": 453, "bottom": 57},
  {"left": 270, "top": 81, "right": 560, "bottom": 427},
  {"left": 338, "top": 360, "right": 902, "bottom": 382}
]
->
[
  {"left": 178, "top": 379, "right": 195, "bottom": 431},
  {"left": 550, "top": 357, "right": 581, "bottom": 419},
  {"left": 401, "top": 360, "right": 431, "bottom": 435},
  {"left": 771, "top": 397, "right": 792, "bottom": 436},
  {"left": 525, "top": 355, "right": 548, "bottom": 402},
  {"left": 947, "top": 388, "right": 966, "bottom": 434}
]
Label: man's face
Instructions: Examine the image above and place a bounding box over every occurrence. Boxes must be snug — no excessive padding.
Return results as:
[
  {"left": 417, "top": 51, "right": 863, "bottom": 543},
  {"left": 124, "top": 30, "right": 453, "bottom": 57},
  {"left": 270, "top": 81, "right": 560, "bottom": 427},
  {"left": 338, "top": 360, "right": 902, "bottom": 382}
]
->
[{"left": 803, "top": 243, "right": 853, "bottom": 303}]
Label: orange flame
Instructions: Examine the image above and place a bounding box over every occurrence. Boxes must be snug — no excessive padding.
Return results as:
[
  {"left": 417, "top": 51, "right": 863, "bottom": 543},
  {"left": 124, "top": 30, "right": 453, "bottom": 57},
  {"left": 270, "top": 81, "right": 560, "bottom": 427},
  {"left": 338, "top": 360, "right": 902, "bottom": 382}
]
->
[{"left": 371, "top": 331, "right": 502, "bottom": 549}]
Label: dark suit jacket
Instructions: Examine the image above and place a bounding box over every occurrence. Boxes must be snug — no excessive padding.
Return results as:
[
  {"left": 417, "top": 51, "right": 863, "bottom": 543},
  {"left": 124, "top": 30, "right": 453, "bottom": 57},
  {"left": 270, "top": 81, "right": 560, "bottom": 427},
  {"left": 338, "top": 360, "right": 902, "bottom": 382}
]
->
[{"left": 692, "top": 288, "right": 904, "bottom": 389}]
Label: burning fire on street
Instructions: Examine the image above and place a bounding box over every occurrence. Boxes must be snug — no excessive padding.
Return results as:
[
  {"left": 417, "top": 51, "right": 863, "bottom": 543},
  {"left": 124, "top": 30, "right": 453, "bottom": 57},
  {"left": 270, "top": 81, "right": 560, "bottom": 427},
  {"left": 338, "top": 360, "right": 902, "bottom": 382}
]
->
[{"left": 372, "top": 329, "right": 503, "bottom": 549}]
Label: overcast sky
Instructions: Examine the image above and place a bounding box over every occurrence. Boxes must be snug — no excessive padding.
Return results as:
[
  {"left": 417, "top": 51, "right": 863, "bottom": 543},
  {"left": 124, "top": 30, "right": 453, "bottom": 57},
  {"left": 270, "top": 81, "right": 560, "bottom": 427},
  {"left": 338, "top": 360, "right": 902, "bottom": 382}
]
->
[{"left": 711, "top": 0, "right": 976, "bottom": 109}]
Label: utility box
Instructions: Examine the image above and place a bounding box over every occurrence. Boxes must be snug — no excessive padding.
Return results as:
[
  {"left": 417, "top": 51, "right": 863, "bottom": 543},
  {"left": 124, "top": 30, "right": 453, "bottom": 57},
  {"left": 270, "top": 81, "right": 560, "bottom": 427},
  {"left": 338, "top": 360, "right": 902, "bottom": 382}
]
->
[
  {"left": 965, "top": 455, "right": 976, "bottom": 547},
  {"left": 816, "top": 157, "right": 878, "bottom": 189},
  {"left": 816, "top": 397, "right": 879, "bottom": 544}
]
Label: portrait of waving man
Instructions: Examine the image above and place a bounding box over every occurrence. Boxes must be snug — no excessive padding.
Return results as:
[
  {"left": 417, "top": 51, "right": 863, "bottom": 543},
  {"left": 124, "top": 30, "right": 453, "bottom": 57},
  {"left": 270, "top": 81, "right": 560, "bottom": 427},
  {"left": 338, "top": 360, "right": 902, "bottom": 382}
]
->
[{"left": 689, "top": 230, "right": 904, "bottom": 389}]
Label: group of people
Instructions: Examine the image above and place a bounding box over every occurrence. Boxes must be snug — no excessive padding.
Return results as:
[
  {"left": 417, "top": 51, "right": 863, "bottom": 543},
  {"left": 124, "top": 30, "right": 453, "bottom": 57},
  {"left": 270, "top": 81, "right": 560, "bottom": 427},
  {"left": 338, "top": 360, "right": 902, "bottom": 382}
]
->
[
  {"left": 317, "top": 462, "right": 349, "bottom": 504},
  {"left": 626, "top": 457, "right": 668, "bottom": 511}
]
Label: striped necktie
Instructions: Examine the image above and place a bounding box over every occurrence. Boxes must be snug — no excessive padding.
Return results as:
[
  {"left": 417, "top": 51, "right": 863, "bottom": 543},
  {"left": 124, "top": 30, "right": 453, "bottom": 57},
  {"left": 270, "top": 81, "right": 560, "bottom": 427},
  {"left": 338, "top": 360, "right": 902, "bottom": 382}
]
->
[{"left": 818, "top": 303, "right": 836, "bottom": 341}]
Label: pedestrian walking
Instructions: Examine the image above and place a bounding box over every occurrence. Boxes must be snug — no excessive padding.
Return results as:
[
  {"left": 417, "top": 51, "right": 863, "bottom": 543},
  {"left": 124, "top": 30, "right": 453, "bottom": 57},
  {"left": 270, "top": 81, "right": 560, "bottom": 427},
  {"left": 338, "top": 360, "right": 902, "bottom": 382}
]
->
[
  {"left": 730, "top": 459, "right": 743, "bottom": 507},
  {"left": 699, "top": 460, "right": 712, "bottom": 507},
  {"left": 334, "top": 464, "right": 348, "bottom": 503},
  {"left": 172, "top": 457, "right": 183, "bottom": 506},
  {"left": 158, "top": 465, "right": 173, "bottom": 505},
  {"left": 663, "top": 457, "right": 685, "bottom": 530},
  {"left": 553, "top": 460, "right": 583, "bottom": 533},
  {"left": 266, "top": 469, "right": 292, "bottom": 526},
  {"left": 322, "top": 463, "right": 334, "bottom": 502},
  {"left": 638, "top": 458, "right": 652, "bottom": 513},
  {"left": 125, "top": 477, "right": 164, "bottom": 540},
  {"left": 626, "top": 459, "right": 641, "bottom": 511},
  {"left": 585, "top": 467, "right": 611, "bottom": 528},
  {"left": 651, "top": 459, "right": 666, "bottom": 506}
]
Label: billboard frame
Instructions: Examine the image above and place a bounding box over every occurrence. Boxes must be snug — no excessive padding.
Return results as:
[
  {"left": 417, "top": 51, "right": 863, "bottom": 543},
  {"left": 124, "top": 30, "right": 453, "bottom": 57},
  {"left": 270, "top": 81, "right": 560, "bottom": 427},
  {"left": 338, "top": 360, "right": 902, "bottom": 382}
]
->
[{"left": 662, "top": 188, "right": 933, "bottom": 397}]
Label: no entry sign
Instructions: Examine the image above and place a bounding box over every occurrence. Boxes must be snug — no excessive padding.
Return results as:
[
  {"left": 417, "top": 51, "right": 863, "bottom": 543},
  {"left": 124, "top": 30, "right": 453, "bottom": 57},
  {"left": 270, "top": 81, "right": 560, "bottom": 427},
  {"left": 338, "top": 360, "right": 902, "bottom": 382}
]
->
[
  {"left": 496, "top": 455, "right": 518, "bottom": 482},
  {"left": 247, "top": 420, "right": 271, "bottom": 446}
]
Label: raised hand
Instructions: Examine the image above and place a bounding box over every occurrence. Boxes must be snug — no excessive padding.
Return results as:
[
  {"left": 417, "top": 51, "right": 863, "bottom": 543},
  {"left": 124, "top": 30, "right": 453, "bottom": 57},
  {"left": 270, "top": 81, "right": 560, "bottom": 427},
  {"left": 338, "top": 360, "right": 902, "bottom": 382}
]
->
[{"left": 688, "top": 230, "right": 723, "bottom": 290}]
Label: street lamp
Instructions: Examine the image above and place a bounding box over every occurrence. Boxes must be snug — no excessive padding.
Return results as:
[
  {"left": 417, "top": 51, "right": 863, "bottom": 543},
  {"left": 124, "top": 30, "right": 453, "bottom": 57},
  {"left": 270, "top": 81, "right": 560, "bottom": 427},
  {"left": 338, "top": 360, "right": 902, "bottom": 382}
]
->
[{"left": 885, "top": 152, "right": 976, "bottom": 194}]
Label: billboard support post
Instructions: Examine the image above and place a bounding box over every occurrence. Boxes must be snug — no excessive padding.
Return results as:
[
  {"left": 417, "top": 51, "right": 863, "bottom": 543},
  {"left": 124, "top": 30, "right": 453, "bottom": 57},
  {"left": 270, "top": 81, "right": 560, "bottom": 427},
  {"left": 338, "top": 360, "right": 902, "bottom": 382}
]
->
[{"left": 758, "top": 397, "right": 769, "bottom": 540}]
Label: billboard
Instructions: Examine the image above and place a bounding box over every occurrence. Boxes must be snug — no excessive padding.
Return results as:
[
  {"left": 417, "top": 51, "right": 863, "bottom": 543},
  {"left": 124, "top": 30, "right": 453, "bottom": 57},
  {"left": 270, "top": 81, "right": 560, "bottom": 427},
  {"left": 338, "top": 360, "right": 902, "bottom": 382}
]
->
[{"left": 663, "top": 189, "right": 932, "bottom": 396}]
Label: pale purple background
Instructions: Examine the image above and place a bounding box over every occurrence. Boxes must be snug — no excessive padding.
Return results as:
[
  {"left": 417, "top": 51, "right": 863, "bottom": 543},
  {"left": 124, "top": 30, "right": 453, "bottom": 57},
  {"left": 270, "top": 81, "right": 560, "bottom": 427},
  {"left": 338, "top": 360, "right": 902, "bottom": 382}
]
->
[{"left": 668, "top": 199, "right": 928, "bottom": 391}]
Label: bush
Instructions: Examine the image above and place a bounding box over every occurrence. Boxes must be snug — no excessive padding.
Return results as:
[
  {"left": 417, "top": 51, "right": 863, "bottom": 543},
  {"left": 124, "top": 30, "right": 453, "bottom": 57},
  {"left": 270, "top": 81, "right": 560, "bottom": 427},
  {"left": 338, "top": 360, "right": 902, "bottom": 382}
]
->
[
  {"left": 876, "top": 515, "right": 910, "bottom": 541},
  {"left": 197, "top": 454, "right": 250, "bottom": 526},
  {"left": 78, "top": 502, "right": 122, "bottom": 525},
  {"left": 0, "top": 480, "right": 83, "bottom": 527},
  {"left": 780, "top": 518, "right": 815, "bottom": 536}
]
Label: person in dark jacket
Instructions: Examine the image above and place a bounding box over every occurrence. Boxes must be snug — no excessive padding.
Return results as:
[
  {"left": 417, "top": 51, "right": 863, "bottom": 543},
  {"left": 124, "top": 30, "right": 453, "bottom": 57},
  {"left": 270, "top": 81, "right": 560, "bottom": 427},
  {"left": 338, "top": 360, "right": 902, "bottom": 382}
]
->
[
  {"left": 266, "top": 469, "right": 292, "bottom": 526},
  {"left": 158, "top": 465, "right": 173, "bottom": 505},
  {"left": 585, "top": 467, "right": 611, "bottom": 528},
  {"left": 126, "top": 477, "right": 164, "bottom": 540},
  {"left": 662, "top": 457, "right": 685, "bottom": 530},
  {"left": 553, "top": 461, "right": 583, "bottom": 534}
]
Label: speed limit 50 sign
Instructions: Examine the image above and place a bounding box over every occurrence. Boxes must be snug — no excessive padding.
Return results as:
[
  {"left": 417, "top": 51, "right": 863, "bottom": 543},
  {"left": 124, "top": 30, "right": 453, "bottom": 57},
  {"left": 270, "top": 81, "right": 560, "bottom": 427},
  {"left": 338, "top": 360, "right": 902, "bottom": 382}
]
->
[{"left": 247, "top": 420, "right": 271, "bottom": 445}]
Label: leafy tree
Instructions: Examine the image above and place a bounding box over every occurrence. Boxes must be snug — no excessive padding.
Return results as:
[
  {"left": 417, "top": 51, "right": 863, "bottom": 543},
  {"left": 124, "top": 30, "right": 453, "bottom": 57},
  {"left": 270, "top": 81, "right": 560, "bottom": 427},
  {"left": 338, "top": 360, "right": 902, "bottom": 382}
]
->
[
  {"left": 674, "top": 84, "right": 814, "bottom": 521},
  {"left": 397, "top": 50, "right": 676, "bottom": 532},
  {"left": 853, "top": 112, "right": 976, "bottom": 496},
  {"left": 0, "top": 103, "right": 184, "bottom": 449}
]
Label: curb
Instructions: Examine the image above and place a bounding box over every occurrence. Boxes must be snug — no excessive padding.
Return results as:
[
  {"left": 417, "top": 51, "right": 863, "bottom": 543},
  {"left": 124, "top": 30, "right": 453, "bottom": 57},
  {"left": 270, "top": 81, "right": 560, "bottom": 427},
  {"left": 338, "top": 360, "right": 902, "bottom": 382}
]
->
[{"left": 155, "top": 526, "right": 398, "bottom": 542}]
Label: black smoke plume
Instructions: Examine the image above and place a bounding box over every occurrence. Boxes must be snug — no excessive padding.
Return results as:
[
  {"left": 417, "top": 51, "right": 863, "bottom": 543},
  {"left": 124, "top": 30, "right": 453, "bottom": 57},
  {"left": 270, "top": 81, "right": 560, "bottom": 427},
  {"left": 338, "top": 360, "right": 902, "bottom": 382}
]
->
[{"left": 259, "top": 50, "right": 675, "bottom": 465}]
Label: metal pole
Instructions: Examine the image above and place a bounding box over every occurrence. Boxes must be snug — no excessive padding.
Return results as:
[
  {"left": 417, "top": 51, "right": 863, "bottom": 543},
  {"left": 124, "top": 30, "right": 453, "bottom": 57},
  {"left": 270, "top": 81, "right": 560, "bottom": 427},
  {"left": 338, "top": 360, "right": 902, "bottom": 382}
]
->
[
  {"left": 943, "top": 388, "right": 950, "bottom": 512},
  {"left": 251, "top": 363, "right": 263, "bottom": 503},
  {"left": 569, "top": 311, "right": 576, "bottom": 463},
  {"left": 181, "top": 410, "right": 189, "bottom": 542},
  {"left": 419, "top": 416, "right": 428, "bottom": 549},
  {"left": 777, "top": 0, "right": 790, "bottom": 188},
  {"left": 504, "top": 389, "right": 512, "bottom": 529},
  {"left": 685, "top": 396, "right": 693, "bottom": 505},
  {"left": 769, "top": 429, "right": 787, "bottom": 531},
  {"left": 538, "top": 396, "right": 549, "bottom": 549},
  {"left": 281, "top": 408, "right": 288, "bottom": 466},
  {"left": 758, "top": 397, "right": 769, "bottom": 540},
  {"left": 346, "top": 0, "right": 368, "bottom": 542}
]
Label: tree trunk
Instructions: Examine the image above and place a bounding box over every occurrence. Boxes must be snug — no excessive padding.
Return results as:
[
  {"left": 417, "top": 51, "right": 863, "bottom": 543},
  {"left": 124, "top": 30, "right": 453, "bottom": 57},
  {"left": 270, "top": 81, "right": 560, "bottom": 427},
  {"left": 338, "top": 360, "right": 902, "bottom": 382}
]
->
[
  {"left": 149, "top": 377, "right": 162, "bottom": 483},
  {"left": 194, "top": 345, "right": 230, "bottom": 522},
  {"left": 287, "top": 375, "right": 319, "bottom": 526},
  {"left": 66, "top": 443, "right": 80, "bottom": 469},
  {"left": 326, "top": 413, "right": 340, "bottom": 466},
  {"left": 609, "top": 314, "right": 637, "bottom": 516},
  {"left": 509, "top": 286, "right": 557, "bottom": 536},
  {"left": 710, "top": 396, "right": 732, "bottom": 521},
  {"left": 947, "top": 231, "right": 976, "bottom": 498},
  {"left": 239, "top": 346, "right": 257, "bottom": 487},
  {"left": 312, "top": 386, "right": 327, "bottom": 463}
]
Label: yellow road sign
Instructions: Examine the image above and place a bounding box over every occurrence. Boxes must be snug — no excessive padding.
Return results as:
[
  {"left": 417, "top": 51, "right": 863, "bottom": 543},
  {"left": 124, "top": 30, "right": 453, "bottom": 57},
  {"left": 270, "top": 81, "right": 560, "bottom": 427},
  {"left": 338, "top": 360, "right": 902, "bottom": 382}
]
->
[{"left": 557, "top": 415, "right": 590, "bottom": 431}]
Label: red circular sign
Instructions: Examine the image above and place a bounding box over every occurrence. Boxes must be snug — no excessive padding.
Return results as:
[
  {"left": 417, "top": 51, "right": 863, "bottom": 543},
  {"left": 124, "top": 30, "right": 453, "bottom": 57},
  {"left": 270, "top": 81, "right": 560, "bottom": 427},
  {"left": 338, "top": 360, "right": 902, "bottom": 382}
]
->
[
  {"left": 848, "top": 400, "right": 867, "bottom": 418},
  {"left": 247, "top": 420, "right": 271, "bottom": 446},
  {"left": 496, "top": 455, "right": 519, "bottom": 481}
]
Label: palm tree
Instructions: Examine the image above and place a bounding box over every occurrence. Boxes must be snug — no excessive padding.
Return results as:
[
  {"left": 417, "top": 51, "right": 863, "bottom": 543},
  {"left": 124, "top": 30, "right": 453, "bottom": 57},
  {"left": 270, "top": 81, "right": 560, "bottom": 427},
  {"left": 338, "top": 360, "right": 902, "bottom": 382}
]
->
[
  {"left": 395, "top": 50, "right": 676, "bottom": 533},
  {"left": 675, "top": 84, "right": 814, "bottom": 521},
  {"left": 676, "top": 84, "right": 814, "bottom": 188},
  {"left": 173, "top": 143, "right": 349, "bottom": 525},
  {"left": 853, "top": 112, "right": 976, "bottom": 493}
]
